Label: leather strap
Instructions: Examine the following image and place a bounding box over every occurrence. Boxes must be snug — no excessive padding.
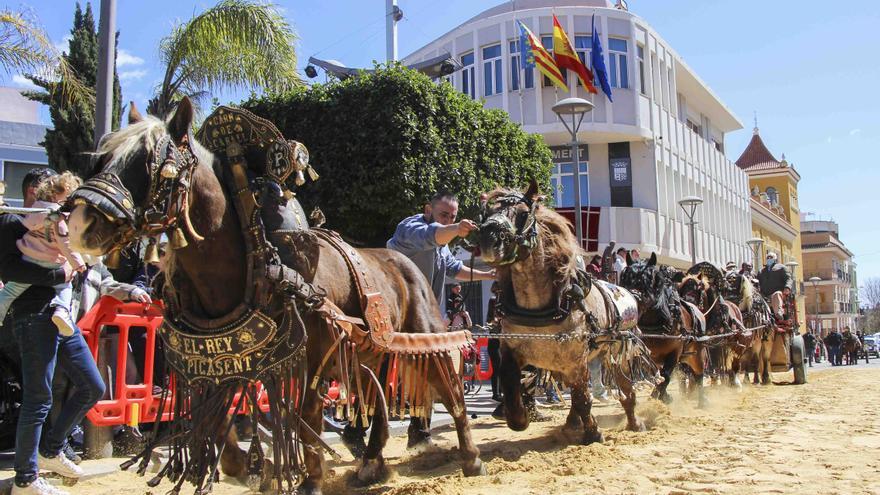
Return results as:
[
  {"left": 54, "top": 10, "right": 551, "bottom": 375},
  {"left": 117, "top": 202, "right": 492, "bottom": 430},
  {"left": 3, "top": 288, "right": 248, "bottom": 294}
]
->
[{"left": 311, "top": 229, "right": 393, "bottom": 339}]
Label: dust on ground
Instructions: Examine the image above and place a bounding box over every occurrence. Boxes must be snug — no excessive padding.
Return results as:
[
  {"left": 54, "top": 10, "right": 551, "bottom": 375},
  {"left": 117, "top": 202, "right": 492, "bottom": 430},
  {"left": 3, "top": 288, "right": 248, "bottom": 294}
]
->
[{"left": 41, "top": 367, "right": 880, "bottom": 494}]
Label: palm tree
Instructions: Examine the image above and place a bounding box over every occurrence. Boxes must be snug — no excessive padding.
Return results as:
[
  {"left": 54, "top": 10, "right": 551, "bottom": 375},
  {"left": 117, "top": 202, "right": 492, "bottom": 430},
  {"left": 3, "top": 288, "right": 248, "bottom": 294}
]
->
[
  {"left": 0, "top": 7, "right": 94, "bottom": 105},
  {"left": 148, "top": 0, "right": 300, "bottom": 117}
]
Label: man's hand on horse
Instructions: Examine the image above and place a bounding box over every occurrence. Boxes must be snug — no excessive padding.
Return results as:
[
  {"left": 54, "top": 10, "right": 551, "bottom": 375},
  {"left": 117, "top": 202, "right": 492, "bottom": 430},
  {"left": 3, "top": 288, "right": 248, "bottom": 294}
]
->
[{"left": 456, "top": 219, "right": 478, "bottom": 238}]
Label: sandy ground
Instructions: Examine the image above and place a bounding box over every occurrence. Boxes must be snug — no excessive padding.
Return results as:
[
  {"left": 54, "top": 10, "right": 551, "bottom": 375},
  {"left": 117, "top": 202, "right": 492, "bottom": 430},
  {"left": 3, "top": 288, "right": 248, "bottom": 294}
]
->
[{"left": 25, "top": 366, "right": 880, "bottom": 494}]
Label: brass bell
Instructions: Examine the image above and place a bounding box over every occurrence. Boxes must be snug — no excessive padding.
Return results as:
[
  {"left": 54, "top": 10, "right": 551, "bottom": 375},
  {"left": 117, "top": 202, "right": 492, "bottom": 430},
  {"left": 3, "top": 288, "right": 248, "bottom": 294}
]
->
[
  {"left": 169, "top": 227, "right": 188, "bottom": 249},
  {"left": 105, "top": 248, "right": 123, "bottom": 269},
  {"left": 294, "top": 170, "right": 305, "bottom": 186},
  {"left": 144, "top": 238, "right": 160, "bottom": 264},
  {"left": 160, "top": 162, "right": 179, "bottom": 179}
]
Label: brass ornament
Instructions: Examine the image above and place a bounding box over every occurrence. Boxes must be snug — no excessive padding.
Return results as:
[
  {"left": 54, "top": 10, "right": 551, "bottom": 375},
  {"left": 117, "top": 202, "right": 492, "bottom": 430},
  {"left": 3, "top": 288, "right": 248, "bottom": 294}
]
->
[
  {"left": 170, "top": 227, "right": 188, "bottom": 249},
  {"left": 105, "top": 248, "right": 123, "bottom": 269},
  {"left": 144, "top": 238, "right": 160, "bottom": 264}
]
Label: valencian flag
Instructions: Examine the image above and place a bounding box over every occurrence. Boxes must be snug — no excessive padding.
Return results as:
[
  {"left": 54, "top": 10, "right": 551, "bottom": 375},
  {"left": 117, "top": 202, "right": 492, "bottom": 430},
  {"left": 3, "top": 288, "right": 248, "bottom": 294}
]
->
[
  {"left": 552, "top": 15, "right": 598, "bottom": 94},
  {"left": 518, "top": 21, "right": 567, "bottom": 91},
  {"left": 591, "top": 14, "right": 613, "bottom": 102}
]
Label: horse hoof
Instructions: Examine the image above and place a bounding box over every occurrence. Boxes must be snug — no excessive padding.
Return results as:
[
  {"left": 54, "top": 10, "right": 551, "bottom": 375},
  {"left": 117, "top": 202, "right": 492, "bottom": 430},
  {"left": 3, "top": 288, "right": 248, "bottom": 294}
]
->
[
  {"left": 357, "top": 457, "right": 387, "bottom": 484},
  {"left": 300, "top": 483, "right": 323, "bottom": 495},
  {"left": 628, "top": 420, "right": 647, "bottom": 432},
  {"left": 406, "top": 437, "right": 435, "bottom": 454},
  {"left": 582, "top": 429, "right": 604, "bottom": 445},
  {"left": 462, "top": 458, "right": 487, "bottom": 477}
]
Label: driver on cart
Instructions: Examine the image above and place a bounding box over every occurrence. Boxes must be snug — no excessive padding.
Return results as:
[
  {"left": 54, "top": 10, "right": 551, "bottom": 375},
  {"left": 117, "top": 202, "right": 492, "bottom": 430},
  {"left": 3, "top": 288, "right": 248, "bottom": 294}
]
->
[{"left": 756, "top": 252, "right": 794, "bottom": 327}]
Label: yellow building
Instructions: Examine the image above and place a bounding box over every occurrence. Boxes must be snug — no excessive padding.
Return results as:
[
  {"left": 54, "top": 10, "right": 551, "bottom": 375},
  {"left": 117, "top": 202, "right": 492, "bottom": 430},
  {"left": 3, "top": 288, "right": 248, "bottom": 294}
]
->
[{"left": 735, "top": 127, "right": 805, "bottom": 333}]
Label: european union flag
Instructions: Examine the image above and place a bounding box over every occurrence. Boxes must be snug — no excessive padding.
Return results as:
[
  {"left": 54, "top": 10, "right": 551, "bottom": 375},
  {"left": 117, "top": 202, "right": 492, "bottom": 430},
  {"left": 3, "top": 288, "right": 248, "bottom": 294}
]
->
[
  {"left": 591, "top": 14, "right": 613, "bottom": 102},
  {"left": 518, "top": 21, "right": 535, "bottom": 70}
]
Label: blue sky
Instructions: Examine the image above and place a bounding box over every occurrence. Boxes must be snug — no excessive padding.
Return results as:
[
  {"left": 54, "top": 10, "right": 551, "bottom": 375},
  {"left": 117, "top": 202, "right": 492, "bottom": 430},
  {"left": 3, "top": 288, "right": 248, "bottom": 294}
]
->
[{"left": 5, "top": 0, "right": 879, "bottom": 285}]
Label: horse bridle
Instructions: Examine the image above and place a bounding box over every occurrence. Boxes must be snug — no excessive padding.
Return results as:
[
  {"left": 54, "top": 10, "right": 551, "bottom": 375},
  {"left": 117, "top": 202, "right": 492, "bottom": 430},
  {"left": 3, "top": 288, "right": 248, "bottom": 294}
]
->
[
  {"left": 68, "top": 131, "right": 201, "bottom": 256},
  {"left": 480, "top": 192, "right": 539, "bottom": 265}
]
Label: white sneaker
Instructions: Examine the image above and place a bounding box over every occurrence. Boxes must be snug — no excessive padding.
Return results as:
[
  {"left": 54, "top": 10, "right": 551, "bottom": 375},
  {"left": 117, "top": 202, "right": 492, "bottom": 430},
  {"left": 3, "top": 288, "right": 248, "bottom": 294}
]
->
[
  {"left": 38, "top": 452, "right": 84, "bottom": 478},
  {"left": 51, "top": 307, "right": 75, "bottom": 337},
  {"left": 11, "top": 477, "right": 69, "bottom": 495}
]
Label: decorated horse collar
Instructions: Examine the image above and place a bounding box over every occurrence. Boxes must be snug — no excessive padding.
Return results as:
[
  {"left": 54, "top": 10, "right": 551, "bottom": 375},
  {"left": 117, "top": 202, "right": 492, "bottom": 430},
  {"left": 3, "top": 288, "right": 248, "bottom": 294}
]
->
[{"left": 496, "top": 266, "right": 592, "bottom": 328}]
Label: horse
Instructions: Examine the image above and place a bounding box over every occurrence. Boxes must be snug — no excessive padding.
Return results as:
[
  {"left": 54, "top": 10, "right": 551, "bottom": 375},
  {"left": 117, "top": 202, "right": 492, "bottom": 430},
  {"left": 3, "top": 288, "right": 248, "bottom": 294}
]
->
[
  {"left": 843, "top": 332, "right": 861, "bottom": 365},
  {"left": 619, "top": 257, "right": 709, "bottom": 407},
  {"left": 725, "top": 274, "right": 776, "bottom": 385},
  {"left": 679, "top": 269, "right": 751, "bottom": 389},
  {"left": 477, "top": 181, "right": 654, "bottom": 443},
  {"left": 66, "top": 98, "right": 484, "bottom": 494}
]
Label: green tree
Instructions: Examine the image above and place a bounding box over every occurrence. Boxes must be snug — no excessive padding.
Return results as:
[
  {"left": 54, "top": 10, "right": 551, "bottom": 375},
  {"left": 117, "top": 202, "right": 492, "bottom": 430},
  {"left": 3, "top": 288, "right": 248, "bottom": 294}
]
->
[
  {"left": 243, "top": 65, "right": 553, "bottom": 247},
  {"left": 23, "top": 2, "right": 122, "bottom": 176},
  {"left": 0, "top": 7, "right": 94, "bottom": 107},
  {"left": 148, "top": 0, "right": 300, "bottom": 118}
]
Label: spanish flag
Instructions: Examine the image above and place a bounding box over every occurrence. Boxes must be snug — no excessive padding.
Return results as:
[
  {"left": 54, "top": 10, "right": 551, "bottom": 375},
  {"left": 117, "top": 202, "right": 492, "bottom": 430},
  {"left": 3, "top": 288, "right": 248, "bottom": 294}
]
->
[
  {"left": 517, "top": 21, "right": 567, "bottom": 91},
  {"left": 552, "top": 15, "right": 598, "bottom": 94}
]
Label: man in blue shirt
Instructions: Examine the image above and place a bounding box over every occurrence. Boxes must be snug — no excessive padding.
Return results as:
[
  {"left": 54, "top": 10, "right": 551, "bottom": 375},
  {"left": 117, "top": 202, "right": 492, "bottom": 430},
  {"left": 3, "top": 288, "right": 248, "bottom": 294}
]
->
[
  {"left": 387, "top": 191, "right": 494, "bottom": 309},
  {"left": 387, "top": 191, "right": 494, "bottom": 448}
]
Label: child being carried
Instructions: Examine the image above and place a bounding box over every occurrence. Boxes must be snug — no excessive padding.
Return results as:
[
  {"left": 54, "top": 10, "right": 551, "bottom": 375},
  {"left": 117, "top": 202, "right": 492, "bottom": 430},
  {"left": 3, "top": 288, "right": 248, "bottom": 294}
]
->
[{"left": 0, "top": 172, "right": 85, "bottom": 335}]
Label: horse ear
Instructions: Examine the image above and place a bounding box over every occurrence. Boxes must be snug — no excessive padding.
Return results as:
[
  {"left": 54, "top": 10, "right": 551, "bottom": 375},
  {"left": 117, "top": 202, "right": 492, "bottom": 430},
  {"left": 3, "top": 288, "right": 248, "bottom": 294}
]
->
[
  {"left": 671, "top": 271, "right": 684, "bottom": 284},
  {"left": 168, "top": 96, "right": 194, "bottom": 143},
  {"left": 648, "top": 252, "right": 657, "bottom": 266},
  {"left": 128, "top": 101, "right": 143, "bottom": 124},
  {"left": 626, "top": 251, "right": 633, "bottom": 265},
  {"left": 525, "top": 178, "right": 540, "bottom": 201}
]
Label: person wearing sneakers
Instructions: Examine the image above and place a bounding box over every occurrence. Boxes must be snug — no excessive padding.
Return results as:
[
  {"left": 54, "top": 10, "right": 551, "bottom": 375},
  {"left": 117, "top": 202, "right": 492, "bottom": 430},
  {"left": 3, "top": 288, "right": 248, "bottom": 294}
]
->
[
  {"left": 0, "top": 170, "right": 105, "bottom": 495},
  {"left": 0, "top": 172, "right": 85, "bottom": 335}
]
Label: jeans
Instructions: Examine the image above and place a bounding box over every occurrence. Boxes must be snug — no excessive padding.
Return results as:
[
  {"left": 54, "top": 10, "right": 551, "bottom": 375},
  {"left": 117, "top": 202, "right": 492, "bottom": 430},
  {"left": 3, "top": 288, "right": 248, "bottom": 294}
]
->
[
  {"left": 589, "top": 359, "right": 606, "bottom": 398},
  {"left": 11, "top": 312, "right": 104, "bottom": 484},
  {"left": 0, "top": 257, "right": 71, "bottom": 324}
]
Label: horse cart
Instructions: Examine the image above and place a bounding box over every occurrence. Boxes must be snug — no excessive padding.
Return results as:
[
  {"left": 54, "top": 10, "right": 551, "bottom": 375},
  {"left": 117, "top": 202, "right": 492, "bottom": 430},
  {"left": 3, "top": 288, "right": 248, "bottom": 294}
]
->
[{"left": 768, "top": 319, "right": 808, "bottom": 385}]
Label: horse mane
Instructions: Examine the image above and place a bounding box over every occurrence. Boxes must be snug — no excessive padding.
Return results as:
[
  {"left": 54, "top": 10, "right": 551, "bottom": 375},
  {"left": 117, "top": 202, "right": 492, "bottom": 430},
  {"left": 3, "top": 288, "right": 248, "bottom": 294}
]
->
[
  {"left": 487, "top": 188, "right": 578, "bottom": 282},
  {"left": 93, "top": 114, "right": 213, "bottom": 174}
]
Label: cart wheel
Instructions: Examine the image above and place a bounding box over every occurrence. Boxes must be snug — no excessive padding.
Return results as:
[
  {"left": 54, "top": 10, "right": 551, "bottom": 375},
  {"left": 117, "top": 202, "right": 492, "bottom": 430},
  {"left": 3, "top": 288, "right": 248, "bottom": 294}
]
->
[{"left": 791, "top": 334, "right": 807, "bottom": 385}]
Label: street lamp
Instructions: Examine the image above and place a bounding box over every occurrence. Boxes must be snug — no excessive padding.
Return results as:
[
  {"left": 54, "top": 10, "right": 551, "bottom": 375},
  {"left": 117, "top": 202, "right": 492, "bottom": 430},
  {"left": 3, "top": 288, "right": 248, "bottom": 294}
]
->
[
  {"left": 746, "top": 237, "right": 764, "bottom": 273},
  {"left": 678, "top": 196, "right": 703, "bottom": 266},
  {"left": 785, "top": 260, "right": 799, "bottom": 296},
  {"left": 552, "top": 97, "right": 594, "bottom": 248},
  {"left": 809, "top": 276, "right": 822, "bottom": 335}
]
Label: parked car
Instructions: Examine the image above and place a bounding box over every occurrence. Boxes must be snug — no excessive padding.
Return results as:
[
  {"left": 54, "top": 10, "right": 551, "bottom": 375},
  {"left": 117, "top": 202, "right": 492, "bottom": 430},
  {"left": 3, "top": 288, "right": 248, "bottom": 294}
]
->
[{"left": 863, "top": 334, "right": 880, "bottom": 358}]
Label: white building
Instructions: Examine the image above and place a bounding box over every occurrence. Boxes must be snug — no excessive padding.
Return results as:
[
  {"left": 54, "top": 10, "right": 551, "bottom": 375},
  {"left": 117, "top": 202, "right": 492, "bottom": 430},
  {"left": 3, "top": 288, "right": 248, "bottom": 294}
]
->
[
  {"left": 404, "top": 0, "right": 751, "bottom": 271},
  {"left": 0, "top": 87, "right": 51, "bottom": 206}
]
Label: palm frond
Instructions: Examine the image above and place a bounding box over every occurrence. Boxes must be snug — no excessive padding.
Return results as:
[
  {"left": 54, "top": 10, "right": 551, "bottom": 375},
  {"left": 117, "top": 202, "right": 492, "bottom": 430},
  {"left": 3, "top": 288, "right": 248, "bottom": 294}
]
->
[
  {"left": 0, "top": 9, "right": 95, "bottom": 106},
  {"left": 153, "top": 0, "right": 299, "bottom": 117}
]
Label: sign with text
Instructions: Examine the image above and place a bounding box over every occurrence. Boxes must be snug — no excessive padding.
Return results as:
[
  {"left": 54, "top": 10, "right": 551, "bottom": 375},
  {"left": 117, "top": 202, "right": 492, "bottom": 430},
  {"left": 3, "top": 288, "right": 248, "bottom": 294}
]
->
[
  {"left": 609, "top": 157, "right": 632, "bottom": 187},
  {"left": 550, "top": 144, "right": 589, "bottom": 164}
]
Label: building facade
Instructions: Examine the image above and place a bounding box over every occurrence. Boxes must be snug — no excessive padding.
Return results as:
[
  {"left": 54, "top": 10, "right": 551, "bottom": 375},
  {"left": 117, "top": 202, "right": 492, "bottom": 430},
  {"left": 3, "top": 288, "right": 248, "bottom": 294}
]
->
[
  {"left": 0, "top": 87, "right": 51, "bottom": 206},
  {"left": 404, "top": 0, "right": 752, "bottom": 273},
  {"left": 801, "top": 218, "right": 859, "bottom": 336},
  {"left": 734, "top": 126, "right": 805, "bottom": 332}
]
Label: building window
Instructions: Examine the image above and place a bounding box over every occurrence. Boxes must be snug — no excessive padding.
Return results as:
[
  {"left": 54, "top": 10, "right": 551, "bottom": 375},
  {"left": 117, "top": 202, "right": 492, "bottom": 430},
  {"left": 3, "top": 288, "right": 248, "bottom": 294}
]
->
[
  {"left": 713, "top": 138, "right": 723, "bottom": 153},
  {"left": 550, "top": 162, "right": 589, "bottom": 207},
  {"left": 685, "top": 118, "right": 702, "bottom": 136},
  {"left": 608, "top": 38, "right": 628, "bottom": 89},
  {"left": 637, "top": 44, "right": 646, "bottom": 95},
  {"left": 509, "top": 40, "right": 534, "bottom": 90},
  {"left": 461, "top": 52, "right": 475, "bottom": 99},
  {"left": 3, "top": 161, "right": 52, "bottom": 205},
  {"left": 766, "top": 187, "right": 778, "bottom": 205},
  {"left": 573, "top": 35, "right": 597, "bottom": 88},
  {"left": 482, "top": 44, "right": 503, "bottom": 96}
]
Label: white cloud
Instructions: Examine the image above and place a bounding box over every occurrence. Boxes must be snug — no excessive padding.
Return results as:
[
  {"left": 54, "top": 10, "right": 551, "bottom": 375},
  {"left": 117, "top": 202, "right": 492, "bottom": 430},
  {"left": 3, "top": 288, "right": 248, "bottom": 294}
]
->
[
  {"left": 826, "top": 136, "right": 833, "bottom": 143},
  {"left": 117, "top": 49, "right": 144, "bottom": 67},
  {"left": 849, "top": 128, "right": 861, "bottom": 136},
  {"left": 54, "top": 34, "right": 72, "bottom": 54},
  {"left": 11, "top": 74, "right": 39, "bottom": 90},
  {"left": 119, "top": 69, "right": 147, "bottom": 81}
]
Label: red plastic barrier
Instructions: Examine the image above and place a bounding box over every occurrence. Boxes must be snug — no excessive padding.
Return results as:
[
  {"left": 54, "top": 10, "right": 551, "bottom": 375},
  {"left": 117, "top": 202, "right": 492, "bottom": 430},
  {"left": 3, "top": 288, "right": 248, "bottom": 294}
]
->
[
  {"left": 78, "top": 296, "right": 165, "bottom": 426},
  {"left": 474, "top": 337, "right": 493, "bottom": 381}
]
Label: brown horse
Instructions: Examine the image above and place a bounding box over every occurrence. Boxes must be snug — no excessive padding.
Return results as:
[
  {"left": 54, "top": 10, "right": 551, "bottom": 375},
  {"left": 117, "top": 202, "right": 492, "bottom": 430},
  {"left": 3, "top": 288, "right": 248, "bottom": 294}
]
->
[
  {"left": 619, "top": 256, "right": 706, "bottom": 406},
  {"left": 477, "top": 182, "right": 653, "bottom": 443},
  {"left": 66, "top": 99, "right": 484, "bottom": 494},
  {"left": 680, "top": 272, "right": 751, "bottom": 389}
]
